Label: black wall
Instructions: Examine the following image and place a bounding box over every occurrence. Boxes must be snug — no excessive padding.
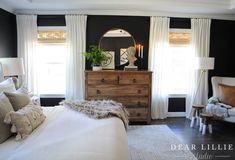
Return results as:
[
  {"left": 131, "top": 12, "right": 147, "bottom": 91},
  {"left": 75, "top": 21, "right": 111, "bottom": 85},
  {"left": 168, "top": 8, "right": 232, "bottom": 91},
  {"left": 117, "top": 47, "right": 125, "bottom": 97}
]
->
[
  {"left": 0, "top": 8, "right": 17, "bottom": 57},
  {"left": 86, "top": 15, "right": 150, "bottom": 70},
  {"left": 208, "top": 19, "right": 235, "bottom": 97}
]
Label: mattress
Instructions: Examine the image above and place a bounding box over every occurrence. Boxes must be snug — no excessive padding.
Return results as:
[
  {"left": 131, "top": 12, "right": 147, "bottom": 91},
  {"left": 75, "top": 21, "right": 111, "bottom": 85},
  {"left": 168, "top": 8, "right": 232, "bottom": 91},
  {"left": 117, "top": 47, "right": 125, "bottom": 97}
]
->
[{"left": 0, "top": 106, "right": 129, "bottom": 160}]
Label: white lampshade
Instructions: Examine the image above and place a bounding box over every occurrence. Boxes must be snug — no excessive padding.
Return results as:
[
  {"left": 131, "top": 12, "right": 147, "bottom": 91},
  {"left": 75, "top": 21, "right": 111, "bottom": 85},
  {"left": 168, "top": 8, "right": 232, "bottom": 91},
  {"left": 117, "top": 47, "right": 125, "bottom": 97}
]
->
[
  {"left": 195, "top": 57, "right": 215, "bottom": 70},
  {"left": 0, "top": 58, "right": 25, "bottom": 76}
]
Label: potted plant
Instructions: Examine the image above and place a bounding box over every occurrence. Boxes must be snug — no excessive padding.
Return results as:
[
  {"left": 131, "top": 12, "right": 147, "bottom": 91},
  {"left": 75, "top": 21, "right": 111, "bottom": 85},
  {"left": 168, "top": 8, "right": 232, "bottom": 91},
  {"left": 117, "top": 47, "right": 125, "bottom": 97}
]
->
[{"left": 84, "top": 45, "right": 108, "bottom": 71}]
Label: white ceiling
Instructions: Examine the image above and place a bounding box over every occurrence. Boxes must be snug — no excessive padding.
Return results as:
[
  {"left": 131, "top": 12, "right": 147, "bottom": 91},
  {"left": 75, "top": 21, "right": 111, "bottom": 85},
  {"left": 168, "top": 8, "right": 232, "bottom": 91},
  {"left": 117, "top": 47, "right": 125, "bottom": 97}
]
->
[{"left": 1, "top": 0, "right": 235, "bottom": 19}]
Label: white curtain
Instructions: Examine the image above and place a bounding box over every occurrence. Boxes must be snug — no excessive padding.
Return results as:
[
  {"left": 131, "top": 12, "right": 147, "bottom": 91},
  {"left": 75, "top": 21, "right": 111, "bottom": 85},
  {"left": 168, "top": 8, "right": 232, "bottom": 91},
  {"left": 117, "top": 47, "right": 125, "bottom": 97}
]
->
[
  {"left": 65, "top": 15, "right": 87, "bottom": 100},
  {"left": 17, "top": 15, "right": 38, "bottom": 95},
  {"left": 149, "top": 17, "right": 170, "bottom": 119},
  {"left": 186, "top": 18, "right": 211, "bottom": 118}
]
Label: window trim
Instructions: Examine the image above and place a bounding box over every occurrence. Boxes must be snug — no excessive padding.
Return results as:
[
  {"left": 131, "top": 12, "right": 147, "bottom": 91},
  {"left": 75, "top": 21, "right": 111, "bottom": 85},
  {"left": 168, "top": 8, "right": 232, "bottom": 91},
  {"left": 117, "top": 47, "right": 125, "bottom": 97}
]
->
[
  {"left": 167, "top": 28, "right": 192, "bottom": 95},
  {"left": 36, "top": 31, "right": 66, "bottom": 96},
  {"left": 38, "top": 26, "right": 66, "bottom": 31},
  {"left": 170, "top": 28, "right": 191, "bottom": 33},
  {"left": 40, "top": 94, "right": 65, "bottom": 98}
]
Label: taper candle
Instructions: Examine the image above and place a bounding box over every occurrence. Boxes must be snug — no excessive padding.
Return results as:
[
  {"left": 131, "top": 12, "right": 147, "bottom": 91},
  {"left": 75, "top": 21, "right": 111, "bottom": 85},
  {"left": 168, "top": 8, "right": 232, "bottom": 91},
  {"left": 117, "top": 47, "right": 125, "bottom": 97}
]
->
[
  {"left": 138, "top": 44, "right": 141, "bottom": 57},
  {"left": 141, "top": 45, "right": 144, "bottom": 58}
]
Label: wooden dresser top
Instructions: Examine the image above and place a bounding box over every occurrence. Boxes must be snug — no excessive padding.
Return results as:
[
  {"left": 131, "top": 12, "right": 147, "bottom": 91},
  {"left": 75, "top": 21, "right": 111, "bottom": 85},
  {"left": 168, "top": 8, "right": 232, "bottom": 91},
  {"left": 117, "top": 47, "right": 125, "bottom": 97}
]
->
[{"left": 85, "top": 70, "right": 152, "bottom": 74}]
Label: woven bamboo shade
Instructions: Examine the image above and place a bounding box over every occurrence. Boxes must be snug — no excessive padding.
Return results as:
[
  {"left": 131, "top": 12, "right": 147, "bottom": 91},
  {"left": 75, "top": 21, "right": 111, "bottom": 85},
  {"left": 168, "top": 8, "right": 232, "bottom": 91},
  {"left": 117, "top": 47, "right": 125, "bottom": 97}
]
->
[{"left": 38, "top": 31, "right": 66, "bottom": 43}]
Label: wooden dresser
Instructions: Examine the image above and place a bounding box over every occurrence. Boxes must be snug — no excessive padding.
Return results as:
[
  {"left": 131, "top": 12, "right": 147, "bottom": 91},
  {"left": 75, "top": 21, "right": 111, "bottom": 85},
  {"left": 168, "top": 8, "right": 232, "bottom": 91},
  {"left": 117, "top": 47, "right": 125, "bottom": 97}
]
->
[{"left": 85, "top": 70, "right": 152, "bottom": 124}]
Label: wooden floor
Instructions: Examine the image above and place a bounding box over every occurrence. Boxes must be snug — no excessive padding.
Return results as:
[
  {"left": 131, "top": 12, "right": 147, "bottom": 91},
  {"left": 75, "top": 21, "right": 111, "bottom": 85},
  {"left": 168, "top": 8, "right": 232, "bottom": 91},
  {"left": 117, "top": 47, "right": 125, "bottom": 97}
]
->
[{"left": 151, "top": 118, "right": 235, "bottom": 160}]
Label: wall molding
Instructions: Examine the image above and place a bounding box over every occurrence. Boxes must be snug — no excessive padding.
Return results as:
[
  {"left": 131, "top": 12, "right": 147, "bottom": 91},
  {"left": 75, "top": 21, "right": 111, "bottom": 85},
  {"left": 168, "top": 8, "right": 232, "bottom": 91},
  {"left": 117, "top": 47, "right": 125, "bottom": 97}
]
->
[
  {"left": 167, "top": 112, "right": 186, "bottom": 117},
  {"left": 14, "top": 9, "right": 235, "bottom": 21}
]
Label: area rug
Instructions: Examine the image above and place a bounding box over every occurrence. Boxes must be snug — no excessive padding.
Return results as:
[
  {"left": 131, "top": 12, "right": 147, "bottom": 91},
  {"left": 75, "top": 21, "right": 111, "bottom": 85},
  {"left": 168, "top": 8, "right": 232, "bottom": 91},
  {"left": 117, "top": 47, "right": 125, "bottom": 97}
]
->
[{"left": 127, "top": 125, "right": 197, "bottom": 160}]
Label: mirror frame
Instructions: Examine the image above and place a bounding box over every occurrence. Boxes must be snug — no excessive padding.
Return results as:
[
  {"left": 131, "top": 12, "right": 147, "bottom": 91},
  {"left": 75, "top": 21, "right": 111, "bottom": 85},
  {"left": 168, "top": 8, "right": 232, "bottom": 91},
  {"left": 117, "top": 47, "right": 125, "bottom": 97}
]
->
[
  {"left": 98, "top": 28, "right": 136, "bottom": 68},
  {"left": 99, "top": 28, "right": 136, "bottom": 48}
]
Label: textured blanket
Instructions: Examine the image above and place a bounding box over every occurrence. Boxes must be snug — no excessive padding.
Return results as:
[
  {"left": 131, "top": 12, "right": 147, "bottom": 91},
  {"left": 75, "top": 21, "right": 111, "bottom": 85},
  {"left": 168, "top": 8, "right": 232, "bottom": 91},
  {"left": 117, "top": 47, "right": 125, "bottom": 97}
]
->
[
  {"left": 206, "top": 96, "right": 230, "bottom": 119},
  {"left": 60, "top": 100, "right": 129, "bottom": 129}
]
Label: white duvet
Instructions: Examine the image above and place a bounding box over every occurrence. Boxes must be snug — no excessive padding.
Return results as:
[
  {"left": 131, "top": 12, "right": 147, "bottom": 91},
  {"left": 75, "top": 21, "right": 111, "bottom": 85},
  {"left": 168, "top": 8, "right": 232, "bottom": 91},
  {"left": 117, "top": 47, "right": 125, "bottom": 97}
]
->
[{"left": 0, "top": 106, "right": 129, "bottom": 160}]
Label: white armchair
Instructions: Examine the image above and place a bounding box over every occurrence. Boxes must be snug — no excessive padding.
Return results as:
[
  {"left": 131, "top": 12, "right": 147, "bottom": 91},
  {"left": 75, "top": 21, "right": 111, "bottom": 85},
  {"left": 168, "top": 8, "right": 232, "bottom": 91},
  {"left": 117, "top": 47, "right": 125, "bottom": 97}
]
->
[{"left": 206, "top": 76, "right": 235, "bottom": 123}]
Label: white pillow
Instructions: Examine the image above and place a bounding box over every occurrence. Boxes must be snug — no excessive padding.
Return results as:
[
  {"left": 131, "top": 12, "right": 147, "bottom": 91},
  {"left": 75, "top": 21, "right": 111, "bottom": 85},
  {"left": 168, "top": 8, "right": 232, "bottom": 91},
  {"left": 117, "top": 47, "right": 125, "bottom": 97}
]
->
[{"left": 0, "top": 78, "right": 16, "bottom": 93}]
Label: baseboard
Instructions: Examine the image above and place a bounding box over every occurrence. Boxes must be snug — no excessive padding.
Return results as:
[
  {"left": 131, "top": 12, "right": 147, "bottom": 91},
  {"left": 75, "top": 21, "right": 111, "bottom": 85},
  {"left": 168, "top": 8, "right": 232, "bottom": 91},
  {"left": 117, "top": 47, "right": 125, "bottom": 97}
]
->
[{"left": 167, "top": 112, "right": 186, "bottom": 117}]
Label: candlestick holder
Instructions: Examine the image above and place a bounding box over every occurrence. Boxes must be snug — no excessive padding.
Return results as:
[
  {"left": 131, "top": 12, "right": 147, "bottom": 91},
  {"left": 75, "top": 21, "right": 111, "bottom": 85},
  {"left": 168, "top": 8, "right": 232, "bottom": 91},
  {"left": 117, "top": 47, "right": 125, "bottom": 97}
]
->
[
  {"left": 141, "top": 57, "right": 144, "bottom": 70},
  {"left": 137, "top": 57, "right": 144, "bottom": 70}
]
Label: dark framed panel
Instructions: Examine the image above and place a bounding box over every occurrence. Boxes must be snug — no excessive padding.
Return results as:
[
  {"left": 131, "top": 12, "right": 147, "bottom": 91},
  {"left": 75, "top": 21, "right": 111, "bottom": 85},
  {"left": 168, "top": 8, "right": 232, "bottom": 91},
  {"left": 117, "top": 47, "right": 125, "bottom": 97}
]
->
[
  {"left": 0, "top": 9, "right": 17, "bottom": 58},
  {"left": 168, "top": 97, "right": 186, "bottom": 112},
  {"left": 208, "top": 19, "right": 235, "bottom": 97},
  {"left": 170, "top": 17, "right": 191, "bottom": 29},
  {"left": 37, "top": 15, "right": 66, "bottom": 26},
  {"left": 40, "top": 97, "right": 65, "bottom": 106},
  {"left": 86, "top": 15, "right": 150, "bottom": 70}
]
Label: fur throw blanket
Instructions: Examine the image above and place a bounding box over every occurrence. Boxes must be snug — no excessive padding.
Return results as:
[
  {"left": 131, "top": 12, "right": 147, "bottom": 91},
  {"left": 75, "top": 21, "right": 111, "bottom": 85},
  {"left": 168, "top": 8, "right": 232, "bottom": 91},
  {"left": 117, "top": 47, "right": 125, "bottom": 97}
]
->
[{"left": 60, "top": 100, "right": 129, "bottom": 129}]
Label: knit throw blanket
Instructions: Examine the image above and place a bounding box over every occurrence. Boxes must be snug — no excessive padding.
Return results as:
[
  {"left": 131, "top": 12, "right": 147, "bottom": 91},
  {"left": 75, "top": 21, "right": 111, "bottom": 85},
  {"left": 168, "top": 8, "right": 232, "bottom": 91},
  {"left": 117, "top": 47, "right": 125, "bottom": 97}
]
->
[{"left": 60, "top": 100, "right": 129, "bottom": 129}]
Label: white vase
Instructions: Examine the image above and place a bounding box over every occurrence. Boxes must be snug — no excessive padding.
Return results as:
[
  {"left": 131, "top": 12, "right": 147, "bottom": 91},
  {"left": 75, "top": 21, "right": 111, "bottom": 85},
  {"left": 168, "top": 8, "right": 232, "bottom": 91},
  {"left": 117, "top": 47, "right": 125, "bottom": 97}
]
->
[{"left": 92, "top": 66, "right": 102, "bottom": 71}]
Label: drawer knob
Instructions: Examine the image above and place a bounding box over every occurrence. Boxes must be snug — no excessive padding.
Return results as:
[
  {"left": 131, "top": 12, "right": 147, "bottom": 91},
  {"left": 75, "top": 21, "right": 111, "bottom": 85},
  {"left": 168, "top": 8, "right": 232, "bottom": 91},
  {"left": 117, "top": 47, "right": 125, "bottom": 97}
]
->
[
  {"left": 96, "top": 90, "right": 101, "bottom": 94},
  {"left": 133, "top": 78, "right": 136, "bottom": 83},
  {"left": 137, "top": 101, "right": 141, "bottom": 106},
  {"left": 137, "top": 113, "right": 141, "bottom": 116},
  {"left": 138, "top": 90, "right": 141, "bottom": 94},
  {"left": 101, "top": 78, "right": 105, "bottom": 83}
]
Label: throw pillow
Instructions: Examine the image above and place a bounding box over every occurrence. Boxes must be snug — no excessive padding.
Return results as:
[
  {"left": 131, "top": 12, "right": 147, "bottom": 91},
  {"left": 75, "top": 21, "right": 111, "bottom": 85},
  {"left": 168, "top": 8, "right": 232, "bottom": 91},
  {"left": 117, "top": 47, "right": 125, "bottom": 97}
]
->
[
  {"left": 0, "top": 93, "right": 14, "bottom": 143},
  {"left": 218, "top": 83, "right": 235, "bottom": 107},
  {"left": 17, "top": 87, "right": 40, "bottom": 105},
  {"left": 0, "top": 78, "right": 16, "bottom": 93},
  {"left": 17, "top": 87, "right": 32, "bottom": 96},
  {"left": 4, "top": 104, "right": 46, "bottom": 140},
  {"left": 4, "top": 91, "right": 31, "bottom": 111}
]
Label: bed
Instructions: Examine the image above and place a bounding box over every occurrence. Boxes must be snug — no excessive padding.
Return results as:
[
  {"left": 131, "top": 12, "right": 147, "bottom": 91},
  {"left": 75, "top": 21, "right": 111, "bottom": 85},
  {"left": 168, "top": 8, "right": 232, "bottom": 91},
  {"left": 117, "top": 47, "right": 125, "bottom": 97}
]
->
[{"left": 0, "top": 105, "right": 129, "bottom": 160}]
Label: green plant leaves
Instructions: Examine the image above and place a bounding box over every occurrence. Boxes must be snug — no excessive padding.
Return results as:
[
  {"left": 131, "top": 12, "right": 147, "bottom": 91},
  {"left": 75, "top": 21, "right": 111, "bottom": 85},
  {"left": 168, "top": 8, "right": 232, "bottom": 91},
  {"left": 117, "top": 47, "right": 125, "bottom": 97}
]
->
[{"left": 83, "top": 45, "right": 108, "bottom": 66}]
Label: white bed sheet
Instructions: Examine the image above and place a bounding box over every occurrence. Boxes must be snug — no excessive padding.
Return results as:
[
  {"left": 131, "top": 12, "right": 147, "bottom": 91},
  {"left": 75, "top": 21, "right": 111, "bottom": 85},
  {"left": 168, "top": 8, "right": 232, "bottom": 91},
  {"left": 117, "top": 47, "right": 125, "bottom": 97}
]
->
[{"left": 0, "top": 106, "right": 129, "bottom": 160}]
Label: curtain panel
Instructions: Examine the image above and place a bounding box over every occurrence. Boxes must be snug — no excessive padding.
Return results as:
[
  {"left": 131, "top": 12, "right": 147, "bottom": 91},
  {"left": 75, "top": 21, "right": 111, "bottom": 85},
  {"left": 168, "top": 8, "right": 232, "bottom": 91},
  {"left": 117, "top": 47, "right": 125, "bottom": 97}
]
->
[
  {"left": 149, "top": 17, "right": 170, "bottom": 119},
  {"left": 186, "top": 18, "right": 211, "bottom": 118},
  {"left": 17, "top": 15, "right": 38, "bottom": 95},
  {"left": 65, "top": 15, "right": 87, "bottom": 100}
]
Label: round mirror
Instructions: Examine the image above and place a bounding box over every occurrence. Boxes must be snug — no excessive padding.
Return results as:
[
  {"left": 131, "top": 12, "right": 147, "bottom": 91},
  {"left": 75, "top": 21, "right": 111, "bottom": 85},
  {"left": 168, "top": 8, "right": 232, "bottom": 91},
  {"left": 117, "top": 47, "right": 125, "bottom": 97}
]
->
[{"left": 99, "top": 29, "right": 136, "bottom": 69}]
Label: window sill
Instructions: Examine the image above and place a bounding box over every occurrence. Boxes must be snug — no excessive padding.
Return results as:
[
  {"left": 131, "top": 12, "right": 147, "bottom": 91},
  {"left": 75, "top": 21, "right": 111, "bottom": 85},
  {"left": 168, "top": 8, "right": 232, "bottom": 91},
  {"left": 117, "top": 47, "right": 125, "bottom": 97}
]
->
[
  {"left": 39, "top": 94, "right": 65, "bottom": 98},
  {"left": 168, "top": 94, "right": 187, "bottom": 98}
]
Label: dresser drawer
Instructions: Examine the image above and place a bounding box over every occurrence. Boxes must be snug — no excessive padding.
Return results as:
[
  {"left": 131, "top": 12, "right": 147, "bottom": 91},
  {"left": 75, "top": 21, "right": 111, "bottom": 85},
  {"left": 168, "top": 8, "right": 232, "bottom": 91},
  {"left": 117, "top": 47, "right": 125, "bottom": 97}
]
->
[
  {"left": 127, "top": 108, "right": 148, "bottom": 120},
  {"left": 87, "top": 85, "right": 149, "bottom": 97},
  {"left": 115, "top": 97, "right": 149, "bottom": 108},
  {"left": 119, "top": 73, "right": 150, "bottom": 84},
  {"left": 85, "top": 97, "right": 148, "bottom": 108},
  {"left": 87, "top": 73, "right": 118, "bottom": 84}
]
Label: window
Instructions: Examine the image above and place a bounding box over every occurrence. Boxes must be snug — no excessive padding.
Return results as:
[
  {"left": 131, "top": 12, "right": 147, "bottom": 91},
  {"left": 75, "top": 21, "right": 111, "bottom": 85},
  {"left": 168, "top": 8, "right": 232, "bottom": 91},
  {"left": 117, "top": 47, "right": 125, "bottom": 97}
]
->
[
  {"left": 166, "top": 29, "right": 192, "bottom": 94},
  {"left": 36, "top": 27, "right": 66, "bottom": 96}
]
